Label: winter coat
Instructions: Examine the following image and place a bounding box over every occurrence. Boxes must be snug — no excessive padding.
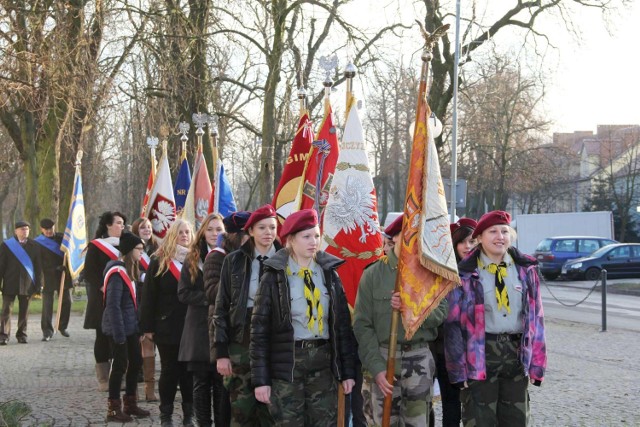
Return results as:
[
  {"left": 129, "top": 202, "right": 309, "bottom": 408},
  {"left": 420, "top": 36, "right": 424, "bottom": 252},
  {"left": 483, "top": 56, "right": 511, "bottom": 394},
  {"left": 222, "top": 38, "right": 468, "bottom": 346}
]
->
[
  {"left": 83, "top": 241, "right": 114, "bottom": 329},
  {"left": 101, "top": 260, "right": 139, "bottom": 344},
  {"left": 444, "top": 246, "right": 547, "bottom": 385},
  {"left": 37, "top": 233, "right": 72, "bottom": 293},
  {"left": 212, "top": 240, "right": 283, "bottom": 359},
  {"left": 353, "top": 249, "right": 448, "bottom": 379},
  {"left": 0, "top": 237, "right": 42, "bottom": 296},
  {"left": 250, "top": 249, "right": 356, "bottom": 387},
  {"left": 177, "top": 243, "right": 210, "bottom": 363},
  {"left": 204, "top": 248, "right": 226, "bottom": 363},
  {"left": 139, "top": 256, "right": 188, "bottom": 346}
]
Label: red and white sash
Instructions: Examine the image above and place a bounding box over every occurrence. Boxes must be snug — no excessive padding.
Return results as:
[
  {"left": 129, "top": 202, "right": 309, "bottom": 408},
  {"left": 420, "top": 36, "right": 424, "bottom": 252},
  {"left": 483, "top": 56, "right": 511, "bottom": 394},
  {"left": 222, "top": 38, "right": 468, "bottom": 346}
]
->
[
  {"left": 103, "top": 265, "right": 137, "bottom": 310},
  {"left": 92, "top": 238, "right": 120, "bottom": 260},
  {"left": 169, "top": 259, "right": 183, "bottom": 282},
  {"left": 140, "top": 252, "right": 151, "bottom": 270}
]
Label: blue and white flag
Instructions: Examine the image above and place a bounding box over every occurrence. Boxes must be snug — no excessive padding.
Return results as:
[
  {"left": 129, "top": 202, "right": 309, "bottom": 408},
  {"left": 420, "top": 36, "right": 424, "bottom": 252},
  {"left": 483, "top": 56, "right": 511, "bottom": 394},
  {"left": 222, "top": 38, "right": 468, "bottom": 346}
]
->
[
  {"left": 62, "top": 160, "right": 88, "bottom": 280},
  {"left": 174, "top": 156, "right": 191, "bottom": 215},
  {"left": 210, "top": 161, "right": 237, "bottom": 217}
]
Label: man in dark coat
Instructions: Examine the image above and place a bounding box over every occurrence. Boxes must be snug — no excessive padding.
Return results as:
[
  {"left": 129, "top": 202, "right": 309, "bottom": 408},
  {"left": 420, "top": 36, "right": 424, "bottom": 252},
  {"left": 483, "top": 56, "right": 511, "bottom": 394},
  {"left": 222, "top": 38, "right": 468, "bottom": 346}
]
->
[
  {"left": 35, "top": 218, "right": 73, "bottom": 341},
  {"left": 0, "top": 221, "right": 43, "bottom": 345}
]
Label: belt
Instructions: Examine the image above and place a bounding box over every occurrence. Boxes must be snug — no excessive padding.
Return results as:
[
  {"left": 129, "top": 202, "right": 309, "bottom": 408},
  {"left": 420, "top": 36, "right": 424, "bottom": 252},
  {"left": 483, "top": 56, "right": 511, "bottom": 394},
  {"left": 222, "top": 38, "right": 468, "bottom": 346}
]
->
[
  {"left": 381, "top": 341, "right": 430, "bottom": 352},
  {"left": 295, "top": 339, "right": 329, "bottom": 349},
  {"left": 485, "top": 333, "right": 522, "bottom": 343}
]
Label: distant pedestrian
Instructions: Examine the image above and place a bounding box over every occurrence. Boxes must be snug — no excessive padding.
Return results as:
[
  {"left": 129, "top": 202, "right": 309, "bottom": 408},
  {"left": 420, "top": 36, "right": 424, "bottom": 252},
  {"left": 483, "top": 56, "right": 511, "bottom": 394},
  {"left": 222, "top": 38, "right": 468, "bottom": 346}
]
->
[
  {"left": 251, "top": 209, "right": 356, "bottom": 426},
  {"left": 35, "top": 218, "right": 73, "bottom": 341},
  {"left": 0, "top": 221, "right": 43, "bottom": 345},
  {"left": 84, "top": 211, "right": 126, "bottom": 391},
  {"left": 353, "top": 214, "right": 447, "bottom": 427},
  {"left": 445, "top": 211, "right": 546, "bottom": 426}
]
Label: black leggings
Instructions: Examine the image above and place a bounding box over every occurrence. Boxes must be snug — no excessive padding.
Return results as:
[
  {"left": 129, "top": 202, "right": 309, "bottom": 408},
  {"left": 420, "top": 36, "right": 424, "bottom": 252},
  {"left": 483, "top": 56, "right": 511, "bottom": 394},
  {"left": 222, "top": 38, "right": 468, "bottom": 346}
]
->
[
  {"left": 108, "top": 335, "right": 142, "bottom": 400},
  {"left": 157, "top": 343, "right": 193, "bottom": 414}
]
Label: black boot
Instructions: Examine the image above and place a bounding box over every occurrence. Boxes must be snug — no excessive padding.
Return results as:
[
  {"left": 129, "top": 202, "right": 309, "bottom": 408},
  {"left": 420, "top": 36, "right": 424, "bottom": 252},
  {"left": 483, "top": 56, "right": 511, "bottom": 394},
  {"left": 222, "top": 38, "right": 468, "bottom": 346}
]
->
[
  {"left": 182, "top": 402, "right": 194, "bottom": 426},
  {"left": 193, "top": 372, "right": 212, "bottom": 427},
  {"left": 160, "top": 403, "right": 174, "bottom": 427},
  {"left": 213, "top": 371, "right": 231, "bottom": 427}
]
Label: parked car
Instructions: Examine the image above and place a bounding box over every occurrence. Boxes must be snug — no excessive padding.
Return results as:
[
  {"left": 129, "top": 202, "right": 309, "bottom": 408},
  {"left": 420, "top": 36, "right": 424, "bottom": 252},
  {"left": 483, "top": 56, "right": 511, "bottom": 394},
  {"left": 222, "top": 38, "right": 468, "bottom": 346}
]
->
[
  {"left": 533, "top": 236, "right": 618, "bottom": 280},
  {"left": 561, "top": 243, "right": 640, "bottom": 281}
]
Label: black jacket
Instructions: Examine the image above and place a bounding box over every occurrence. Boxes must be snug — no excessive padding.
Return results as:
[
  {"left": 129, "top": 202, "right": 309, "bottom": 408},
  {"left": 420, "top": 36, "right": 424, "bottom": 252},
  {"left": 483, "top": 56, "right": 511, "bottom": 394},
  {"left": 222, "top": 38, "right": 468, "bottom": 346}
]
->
[
  {"left": 0, "top": 237, "right": 42, "bottom": 296},
  {"left": 212, "top": 240, "right": 282, "bottom": 359},
  {"left": 83, "top": 241, "right": 114, "bottom": 330},
  {"left": 37, "top": 233, "right": 72, "bottom": 293},
  {"left": 139, "top": 257, "right": 188, "bottom": 346},
  {"left": 101, "top": 260, "right": 139, "bottom": 344},
  {"left": 250, "top": 249, "right": 356, "bottom": 387}
]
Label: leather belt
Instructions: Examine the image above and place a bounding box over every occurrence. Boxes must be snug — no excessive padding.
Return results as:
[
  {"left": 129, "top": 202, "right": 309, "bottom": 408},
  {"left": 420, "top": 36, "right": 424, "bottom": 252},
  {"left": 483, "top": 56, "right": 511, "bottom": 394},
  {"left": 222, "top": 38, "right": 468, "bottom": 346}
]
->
[
  {"left": 381, "top": 341, "right": 430, "bottom": 352},
  {"left": 485, "top": 333, "right": 522, "bottom": 343},
  {"left": 295, "top": 339, "right": 329, "bottom": 349}
]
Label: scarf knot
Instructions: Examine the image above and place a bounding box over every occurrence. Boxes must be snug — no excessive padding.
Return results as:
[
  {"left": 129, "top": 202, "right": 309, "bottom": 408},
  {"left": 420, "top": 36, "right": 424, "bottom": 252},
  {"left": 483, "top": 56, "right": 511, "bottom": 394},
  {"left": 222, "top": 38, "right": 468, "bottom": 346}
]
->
[{"left": 486, "top": 261, "right": 510, "bottom": 313}]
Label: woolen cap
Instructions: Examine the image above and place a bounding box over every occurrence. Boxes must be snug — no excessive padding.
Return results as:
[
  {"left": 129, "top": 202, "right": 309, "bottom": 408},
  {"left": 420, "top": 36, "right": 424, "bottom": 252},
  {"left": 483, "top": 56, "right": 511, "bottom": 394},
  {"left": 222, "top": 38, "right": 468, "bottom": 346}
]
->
[
  {"left": 472, "top": 211, "right": 511, "bottom": 238},
  {"left": 450, "top": 217, "right": 477, "bottom": 235},
  {"left": 40, "top": 218, "right": 55, "bottom": 229},
  {"left": 244, "top": 204, "right": 277, "bottom": 230},
  {"left": 15, "top": 220, "right": 30, "bottom": 229},
  {"left": 118, "top": 231, "right": 144, "bottom": 256},
  {"left": 382, "top": 214, "right": 404, "bottom": 238},
  {"left": 223, "top": 211, "right": 251, "bottom": 233},
  {"left": 280, "top": 209, "right": 318, "bottom": 240}
]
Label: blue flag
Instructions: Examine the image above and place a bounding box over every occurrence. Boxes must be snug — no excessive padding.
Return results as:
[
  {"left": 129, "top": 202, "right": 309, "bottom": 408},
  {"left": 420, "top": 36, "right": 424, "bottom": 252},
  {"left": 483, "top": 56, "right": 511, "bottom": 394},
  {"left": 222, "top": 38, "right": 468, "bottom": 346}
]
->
[
  {"left": 214, "top": 161, "right": 237, "bottom": 217},
  {"left": 61, "top": 164, "right": 88, "bottom": 280},
  {"left": 174, "top": 156, "right": 191, "bottom": 215}
]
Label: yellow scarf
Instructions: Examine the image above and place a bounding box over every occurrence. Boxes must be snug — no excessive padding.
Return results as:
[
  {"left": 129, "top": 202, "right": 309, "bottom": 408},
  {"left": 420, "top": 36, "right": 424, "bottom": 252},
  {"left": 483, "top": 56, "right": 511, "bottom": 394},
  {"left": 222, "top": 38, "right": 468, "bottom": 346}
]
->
[
  {"left": 485, "top": 261, "right": 511, "bottom": 314},
  {"left": 286, "top": 265, "right": 324, "bottom": 334}
]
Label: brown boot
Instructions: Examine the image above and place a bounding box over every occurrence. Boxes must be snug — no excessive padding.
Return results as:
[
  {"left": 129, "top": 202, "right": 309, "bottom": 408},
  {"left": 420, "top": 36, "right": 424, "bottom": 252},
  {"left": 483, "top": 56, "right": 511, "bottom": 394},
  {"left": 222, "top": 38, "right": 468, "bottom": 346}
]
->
[
  {"left": 106, "top": 398, "right": 133, "bottom": 422},
  {"left": 143, "top": 356, "right": 158, "bottom": 401},
  {"left": 123, "top": 394, "right": 150, "bottom": 418},
  {"left": 96, "top": 362, "right": 110, "bottom": 392}
]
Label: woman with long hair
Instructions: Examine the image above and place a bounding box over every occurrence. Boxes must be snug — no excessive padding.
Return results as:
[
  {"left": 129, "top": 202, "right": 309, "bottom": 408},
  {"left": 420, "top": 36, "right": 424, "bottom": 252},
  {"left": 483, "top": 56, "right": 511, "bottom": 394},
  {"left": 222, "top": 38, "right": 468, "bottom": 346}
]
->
[
  {"left": 445, "top": 211, "right": 546, "bottom": 426},
  {"left": 140, "top": 219, "right": 194, "bottom": 426},
  {"left": 84, "top": 211, "right": 126, "bottom": 391},
  {"left": 102, "top": 231, "right": 150, "bottom": 422},
  {"left": 251, "top": 209, "right": 356, "bottom": 426},
  {"left": 178, "top": 213, "right": 225, "bottom": 427},
  {"left": 131, "top": 217, "right": 159, "bottom": 402},
  {"left": 213, "top": 205, "right": 281, "bottom": 426},
  {"left": 203, "top": 211, "right": 251, "bottom": 427}
]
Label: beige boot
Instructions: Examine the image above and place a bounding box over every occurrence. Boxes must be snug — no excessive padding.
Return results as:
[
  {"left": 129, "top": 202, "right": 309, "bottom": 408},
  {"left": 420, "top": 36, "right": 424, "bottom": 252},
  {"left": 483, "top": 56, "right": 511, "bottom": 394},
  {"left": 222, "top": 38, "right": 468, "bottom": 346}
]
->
[
  {"left": 96, "top": 362, "right": 110, "bottom": 392},
  {"left": 142, "top": 356, "right": 158, "bottom": 401}
]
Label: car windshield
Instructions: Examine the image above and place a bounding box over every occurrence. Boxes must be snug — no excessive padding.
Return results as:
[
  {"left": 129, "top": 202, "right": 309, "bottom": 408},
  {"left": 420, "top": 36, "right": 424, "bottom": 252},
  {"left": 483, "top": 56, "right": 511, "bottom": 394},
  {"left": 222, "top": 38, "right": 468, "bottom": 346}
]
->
[
  {"left": 535, "top": 239, "right": 552, "bottom": 252},
  {"left": 590, "top": 245, "right": 614, "bottom": 258}
]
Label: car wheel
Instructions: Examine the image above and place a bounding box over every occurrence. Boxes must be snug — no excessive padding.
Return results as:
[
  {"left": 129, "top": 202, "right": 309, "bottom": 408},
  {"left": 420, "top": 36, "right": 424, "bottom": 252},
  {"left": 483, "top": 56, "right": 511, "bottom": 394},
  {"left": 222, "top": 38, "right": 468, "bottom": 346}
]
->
[
  {"left": 585, "top": 267, "right": 601, "bottom": 281},
  {"left": 543, "top": 273, "right": 558, "bottom": 281}
]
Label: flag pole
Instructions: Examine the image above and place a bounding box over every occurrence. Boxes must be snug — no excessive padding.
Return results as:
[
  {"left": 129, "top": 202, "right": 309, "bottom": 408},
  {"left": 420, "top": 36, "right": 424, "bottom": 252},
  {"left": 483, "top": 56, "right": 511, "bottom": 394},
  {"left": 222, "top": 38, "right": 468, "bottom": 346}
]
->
[
  {"left": 298, "top": 71, "right": 307, "bottom": 116},
  {"left": 208, "top": 114, "right": 219, "bottom": 213},
  {"left": 55, "top": 151, "right": 82, "bottom": 331},
  {"left": 381, "top": 23, "right": 449, "bottom": 427}
]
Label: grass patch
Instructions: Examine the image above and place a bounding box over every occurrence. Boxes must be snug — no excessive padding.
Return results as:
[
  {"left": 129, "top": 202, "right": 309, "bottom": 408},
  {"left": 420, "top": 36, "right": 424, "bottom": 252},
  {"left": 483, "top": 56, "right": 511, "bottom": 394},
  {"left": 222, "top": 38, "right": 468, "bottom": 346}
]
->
[
  {"left": 0, "top": 289, "right": 86, "bottom": 315},
  {"left": 0, "top": 400, "right": 31, "bottom": 426}
]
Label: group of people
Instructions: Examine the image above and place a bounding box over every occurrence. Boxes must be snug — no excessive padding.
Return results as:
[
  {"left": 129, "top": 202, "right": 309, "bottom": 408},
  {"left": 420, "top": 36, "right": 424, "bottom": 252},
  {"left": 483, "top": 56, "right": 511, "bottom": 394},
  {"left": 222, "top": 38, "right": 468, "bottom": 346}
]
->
[
  {"left": 0, "top": 218, "right": 73, "bottom": 346},
  {"left": 0, "top": 205, "right": 546, "bottom": 427}
]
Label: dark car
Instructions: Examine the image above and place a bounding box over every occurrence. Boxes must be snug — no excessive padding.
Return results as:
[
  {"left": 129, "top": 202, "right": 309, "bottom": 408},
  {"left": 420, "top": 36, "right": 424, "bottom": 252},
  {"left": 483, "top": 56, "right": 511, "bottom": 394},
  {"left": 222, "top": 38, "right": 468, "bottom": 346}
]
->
[
  {"left": 533, "top": 236, "right": 618, "bottom": 280},
  {"left": 561, "top": 243, "right": 640, "bottom": 281}
]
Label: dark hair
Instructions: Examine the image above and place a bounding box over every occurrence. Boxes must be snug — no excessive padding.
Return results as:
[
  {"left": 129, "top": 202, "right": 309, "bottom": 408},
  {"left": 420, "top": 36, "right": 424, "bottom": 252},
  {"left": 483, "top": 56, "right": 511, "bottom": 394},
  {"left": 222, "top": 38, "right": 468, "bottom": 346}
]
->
[
  {"left": 123, "top": 250, "right": 140, "bottom": 283},
  {"left": 452, "top": 226, "right": 474, "bottom": 263},
  {"left": 94, "top": 211, "right": 128, "bottom": 239},
  {"left": 220, "top": 231, "right": 247, "bottom": 254}
]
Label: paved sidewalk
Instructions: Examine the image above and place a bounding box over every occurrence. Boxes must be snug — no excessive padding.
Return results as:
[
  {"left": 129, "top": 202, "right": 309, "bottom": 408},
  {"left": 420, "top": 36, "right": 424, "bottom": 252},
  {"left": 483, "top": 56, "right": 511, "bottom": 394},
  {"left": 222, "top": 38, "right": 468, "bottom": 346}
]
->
[{"left": 1, "top": 314, "right": 639, "bottom": 426}]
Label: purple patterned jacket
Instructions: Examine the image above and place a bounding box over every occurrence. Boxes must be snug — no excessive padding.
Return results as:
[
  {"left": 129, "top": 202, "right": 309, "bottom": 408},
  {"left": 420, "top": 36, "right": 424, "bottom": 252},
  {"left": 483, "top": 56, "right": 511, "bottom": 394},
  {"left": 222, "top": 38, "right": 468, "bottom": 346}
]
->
[{"left": 444, "top": 246, "right": 547, "bottom": 385}]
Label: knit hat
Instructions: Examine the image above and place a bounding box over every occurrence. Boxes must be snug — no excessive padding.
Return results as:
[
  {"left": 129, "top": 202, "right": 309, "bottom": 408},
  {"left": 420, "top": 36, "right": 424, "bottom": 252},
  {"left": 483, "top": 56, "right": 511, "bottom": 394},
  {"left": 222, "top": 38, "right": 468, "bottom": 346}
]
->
[
  {"left": 472, "top": 211, "right": 511, "bottom": 238},
  {"left": 15, "top": 220, "right": 30, "bottom": 229},
  {"left": 223, "top": 211, "right": 251, "bottom": 233},
  {"left": 382, "top": 214, "right": 403, "bottom": 238},
  {"left": 280, "top": 209, "right": 318, "bottom": 240},
  {"left": 40, "top": 218, "right": 55, "bottom": 229},
  {"left": 244, "top": 205, "right": 277, "bottom": 230},
  {"left": 118, "top": 231, "right": 144, "bottom": 255}
]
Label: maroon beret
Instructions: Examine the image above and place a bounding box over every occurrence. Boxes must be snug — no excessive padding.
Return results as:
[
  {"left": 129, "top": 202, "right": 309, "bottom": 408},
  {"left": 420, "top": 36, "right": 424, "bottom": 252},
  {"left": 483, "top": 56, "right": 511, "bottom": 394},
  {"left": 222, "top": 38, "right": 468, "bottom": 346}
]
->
[
  {"left": 383, "top": 214, "right": 404, "bottom": 238},
  {"left": 280, "top": 209, "right": 318, "bottom": 240},
  {"left": 244, "top": 204, "right": 277, "bottom": 230},
  {"left": 450, "top": 217, "right": 477, "bottom": 235},
  {"left": 472, "top": 211, "right": 511, "bottom": 238}
]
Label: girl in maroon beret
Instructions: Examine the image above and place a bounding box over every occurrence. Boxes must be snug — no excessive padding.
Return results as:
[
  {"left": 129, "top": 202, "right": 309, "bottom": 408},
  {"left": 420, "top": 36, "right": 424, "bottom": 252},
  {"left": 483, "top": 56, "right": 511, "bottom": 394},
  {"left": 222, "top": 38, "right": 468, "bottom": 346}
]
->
[
  {"left": 250, "top": 209, "right": 356, "bottom": 426},
  {"left": 444, "top": 211, "right": 546, "bottom": 426}
]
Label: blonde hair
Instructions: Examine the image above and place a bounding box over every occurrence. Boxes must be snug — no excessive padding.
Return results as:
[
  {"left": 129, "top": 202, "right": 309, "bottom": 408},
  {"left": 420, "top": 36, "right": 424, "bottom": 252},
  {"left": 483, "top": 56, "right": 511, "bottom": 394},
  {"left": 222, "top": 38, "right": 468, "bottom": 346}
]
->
[
  {"left": 187, "top": 213, "right": 224, "bottom": 282},
  {"left": 155, "top": 219, "right": 193, "bottom": 276}
]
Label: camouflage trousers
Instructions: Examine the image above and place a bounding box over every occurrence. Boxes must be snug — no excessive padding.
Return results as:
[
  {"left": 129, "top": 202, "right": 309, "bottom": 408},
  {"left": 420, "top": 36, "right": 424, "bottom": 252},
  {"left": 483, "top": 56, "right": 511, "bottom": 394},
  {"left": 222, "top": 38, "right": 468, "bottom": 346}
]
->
[
  {"left": 460, "top": 336, "right": 530, "bottom": 426},
  {"left": 363, "top": 344, "right": 435, "bottom": 427},
  {"left": 270, "top": 342, "right": 338, "bottom": 426},
  {"left": 225, "top": 342, "right": 274, "bottom": 427}
]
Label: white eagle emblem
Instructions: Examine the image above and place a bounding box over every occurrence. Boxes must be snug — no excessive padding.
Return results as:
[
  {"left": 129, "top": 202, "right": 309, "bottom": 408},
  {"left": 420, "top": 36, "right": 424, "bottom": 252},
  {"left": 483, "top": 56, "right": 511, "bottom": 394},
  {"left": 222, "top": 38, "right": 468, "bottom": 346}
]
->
[
  {"left": 325, "top": 175, "right": 379, "bottom": 243},
  {"left": 149, "top": 196, "right": 176, "bottom": 238}
]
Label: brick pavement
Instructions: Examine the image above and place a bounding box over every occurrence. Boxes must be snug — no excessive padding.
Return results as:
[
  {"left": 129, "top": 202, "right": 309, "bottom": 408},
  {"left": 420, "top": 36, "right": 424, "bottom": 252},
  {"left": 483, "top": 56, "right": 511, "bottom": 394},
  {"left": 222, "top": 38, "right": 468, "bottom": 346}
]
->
[{"left": 1, "top": 314, "right": 639, "bottom": 426}]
